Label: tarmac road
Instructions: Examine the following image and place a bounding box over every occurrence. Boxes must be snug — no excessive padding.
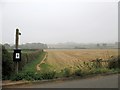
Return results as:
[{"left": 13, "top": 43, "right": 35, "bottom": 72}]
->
[{"left": 4, "top": 74, "right": 119, "bottom": 88}]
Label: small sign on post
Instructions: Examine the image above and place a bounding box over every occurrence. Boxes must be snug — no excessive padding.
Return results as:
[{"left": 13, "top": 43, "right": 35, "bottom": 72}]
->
[
  {"left": 13, "top": 28, "right": 21, "bottom": 74},
  {"left": 13, "top": 49, "right": 21, "bottom": 62}
]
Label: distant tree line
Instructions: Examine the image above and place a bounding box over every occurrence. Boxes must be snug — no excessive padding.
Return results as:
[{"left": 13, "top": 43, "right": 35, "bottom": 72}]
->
[
  {"left": 48, "top": 42, "right": 118, "bottom": 49},
  {"left": 4, "top": 43, "right": 48, "bottom": 49}
]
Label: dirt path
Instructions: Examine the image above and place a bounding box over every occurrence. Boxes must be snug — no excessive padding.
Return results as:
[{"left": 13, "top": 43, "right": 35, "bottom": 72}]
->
[{"left": 36, "top": 52, "right": 48, "bottom": 71}]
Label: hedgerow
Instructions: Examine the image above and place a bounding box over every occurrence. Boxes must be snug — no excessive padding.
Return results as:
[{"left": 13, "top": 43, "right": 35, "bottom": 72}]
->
[{"left": 2, "top": 45, "right": 43, "bottom": 80}]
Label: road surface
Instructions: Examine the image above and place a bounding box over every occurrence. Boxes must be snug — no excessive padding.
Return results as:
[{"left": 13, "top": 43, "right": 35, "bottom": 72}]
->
[{"left": 4, "top": 74, "right": 119, "bottom": 88}]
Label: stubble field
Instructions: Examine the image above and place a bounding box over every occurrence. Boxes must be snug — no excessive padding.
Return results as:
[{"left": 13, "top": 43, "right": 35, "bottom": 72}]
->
[{"left": 44, "top": 49, "right": 118, "bottom": 71}]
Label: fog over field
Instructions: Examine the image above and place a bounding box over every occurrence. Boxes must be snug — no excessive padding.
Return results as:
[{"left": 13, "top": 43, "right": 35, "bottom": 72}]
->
[{"left": 1, "top": 0, "right": 118, "bottom": 45}]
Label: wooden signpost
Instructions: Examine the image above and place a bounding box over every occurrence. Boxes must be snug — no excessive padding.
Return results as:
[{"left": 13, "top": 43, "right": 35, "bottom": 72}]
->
[{"left": 13, "top": 28, "right": 21, "bottom": 74}]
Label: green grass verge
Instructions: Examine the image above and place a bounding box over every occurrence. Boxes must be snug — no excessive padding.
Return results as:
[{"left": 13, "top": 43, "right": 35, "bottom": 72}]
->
[
  {"left": 21, "top": 51, "right": 46, "bottom": 73},
  {"left": 40, "top": 63, "right": 53, "bottom": 73},
  {"left": 11, "top": 51, "right": 57, "bottom": 81}
]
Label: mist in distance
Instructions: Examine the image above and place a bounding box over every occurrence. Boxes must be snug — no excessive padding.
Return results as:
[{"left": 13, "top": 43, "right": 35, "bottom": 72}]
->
[{"left": 1, "top": 0, "right": 118, "bottom": 45}]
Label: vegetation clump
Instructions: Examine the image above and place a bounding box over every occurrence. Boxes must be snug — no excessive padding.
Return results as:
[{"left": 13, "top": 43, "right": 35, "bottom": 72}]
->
[
  {"left": 2, "top": 45, "right": 14, "bottom": 80},
  {"left": 11, "top": 71, "right": 56, "bottom": 81},
  {"left": 108, "top": 56, "right": 120, "bottom": 69}
]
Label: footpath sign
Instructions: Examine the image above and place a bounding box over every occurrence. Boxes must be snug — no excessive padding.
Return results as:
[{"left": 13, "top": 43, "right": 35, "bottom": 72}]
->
[
  {"left": 13, "top": 49, "right": 21, "bottom": 62},
  {"left": 13, "top": 28, "right": 21, "bottom": 74}
]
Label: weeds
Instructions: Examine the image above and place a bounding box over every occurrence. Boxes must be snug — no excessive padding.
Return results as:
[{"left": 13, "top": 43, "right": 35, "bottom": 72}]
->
[
  {"left": 11, "top": 71, "right": 56, "bottom": 81},
  {"left": 108, "top": 56, "right": 120, "bottom": 69},
  {"left": 41, "top": 71, "right": 56, "bottom": 79},
  {"left": 61, "top": 68, "right": 71, "bottom": 77},
  {"left": 74, "top": 69, "right": 83, "bottom": 76}
]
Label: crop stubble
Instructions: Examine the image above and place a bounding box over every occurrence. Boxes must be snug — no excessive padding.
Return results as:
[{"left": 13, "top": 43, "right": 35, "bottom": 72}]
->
[{"left": 45, "top": 49, "right": 118, "bottom": 71}]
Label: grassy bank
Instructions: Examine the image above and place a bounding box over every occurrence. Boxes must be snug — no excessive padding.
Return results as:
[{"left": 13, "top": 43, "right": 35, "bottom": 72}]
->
[
  {"left": 11, "top": 51, "right": 48, "bottom": 81},
  {"left": 21, "top": 51, "right": 46, "bottom": 73}
]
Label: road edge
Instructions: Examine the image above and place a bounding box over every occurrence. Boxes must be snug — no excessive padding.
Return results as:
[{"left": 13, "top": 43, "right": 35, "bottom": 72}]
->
[{"left": 2, "top": 72, "right": 119, "bottom": 88}]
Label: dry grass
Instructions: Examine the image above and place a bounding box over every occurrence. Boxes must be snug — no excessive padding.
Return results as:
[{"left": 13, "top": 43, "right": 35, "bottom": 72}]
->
[{"left": 45, "top": 49, "right": 118, "bottom": 71}]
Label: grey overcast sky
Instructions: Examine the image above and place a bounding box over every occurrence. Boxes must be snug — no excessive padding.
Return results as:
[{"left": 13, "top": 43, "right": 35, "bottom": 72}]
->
[{"left": 1, "top": 0, "right": 118, "bottom": 44}]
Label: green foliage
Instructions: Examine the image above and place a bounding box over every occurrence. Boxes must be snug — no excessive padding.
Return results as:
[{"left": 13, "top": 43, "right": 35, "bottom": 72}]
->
[
  {"left": 41, "top": 71, "right": 56, "bottom": 79},
  {"left": 91, "top": 58, "right": 102, "bottom": 68},
  {"left": 74, "top": 69, "right": 83, "bottom": 76},
  {"left": 11, "top": 73, "right": 25, "bottom": 81},
  {"left": 92, "top": 68, "right": 109, "bottom": 74},
  {"left": 40, "top": 63, "right": 49, "bottom": 69},
  {"left": 33, "top": 73, "right": 43, "bottom": 80},
  {"left": 0, "top": 45, "right": 2, "bottom": 59},
  {"left": 2, "top": 44, "right": 43, "bottom": 80},
  {"left": 2, "top": 45, "right": 14, "bottom": 80},
  {"left": 23, "top": 71, "right": 35, "bottom": 81},
  {"left": 61, "top": 68, "right": 71, "bottom": 77},
  {"left": 22, "top": 52, "right": 46, "bottom": 72},
  {"left": 40, "top": 63, "right": 52, "bottom": 72},
  {"left": 11, "top": 71, "right": 56, "bottom": 81},
  {"left": 19, "top": 50, "right": 43, "bottom": 71},
  {"left": 108, "top": 56, "right": 120, "bottom": 69}
]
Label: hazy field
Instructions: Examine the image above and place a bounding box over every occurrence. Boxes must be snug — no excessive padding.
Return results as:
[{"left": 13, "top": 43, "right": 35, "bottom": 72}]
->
[{"left": 45, "top": 49, "right": 118, "bottom": 71}]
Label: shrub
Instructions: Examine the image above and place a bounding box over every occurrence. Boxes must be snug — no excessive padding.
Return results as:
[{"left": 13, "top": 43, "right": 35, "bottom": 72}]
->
[
  {"left": 74, "top": 69, "right": 83, "bottom": 76},
  {"left": 11, "top": 73, "right": 24, "bottom": 81},
  {"left": 23, "top": 71, "right": 35, "bottom": 81},
  {"left": 11, "top": 71, "right": 56, "bottom": 81},
  {"left": 41, "top": 71, "right": 56, "bottom": 79},
  {"left": 2, "top": 45, "right": 14, "bottom": 80},
  {"left": 11, "top": 71, "right": 40, "bottom": 81},
  {"left": 91, "top": 58, "right": 102, "bottom": 68},
  {"left": 93, "top": 68, "right": 109, "bottom": 74},
  {"left": 33, "top": 73, "right": 42, "bottom": 80},
  {"left": 61, "top": 68, "right": 71, "bottom": 77},
  {"left": 108, "top": 56, "right": 120, "bottom": 69}
]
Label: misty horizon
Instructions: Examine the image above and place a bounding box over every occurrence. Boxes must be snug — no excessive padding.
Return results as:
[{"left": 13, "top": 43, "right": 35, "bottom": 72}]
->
[
  {"left": 2, "top": 41, "right": 118, "bottom": 46},
  {"left": 1, "top": 0, "right": 118, "bottom": 44}
]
